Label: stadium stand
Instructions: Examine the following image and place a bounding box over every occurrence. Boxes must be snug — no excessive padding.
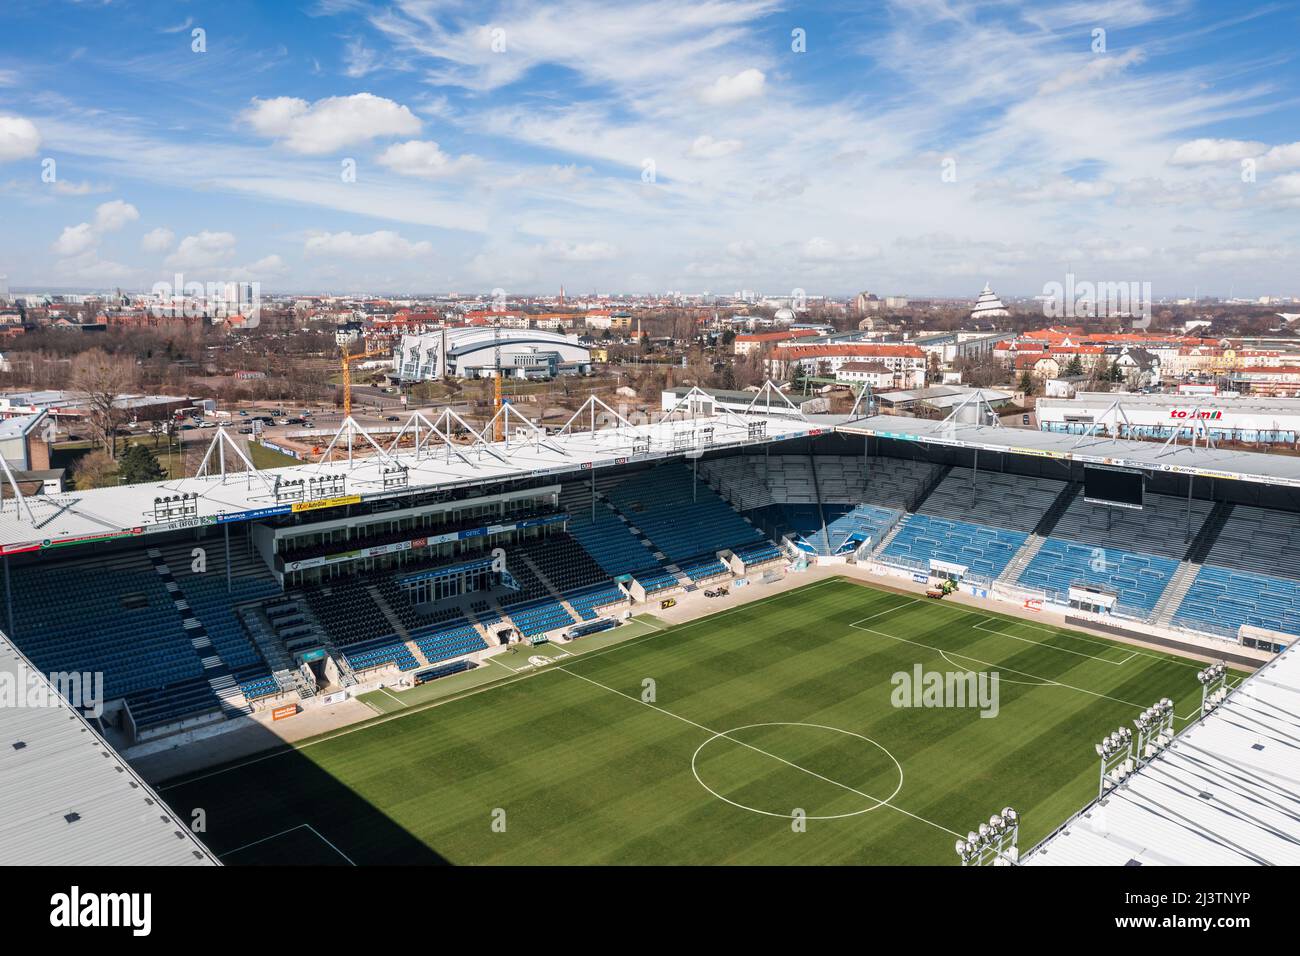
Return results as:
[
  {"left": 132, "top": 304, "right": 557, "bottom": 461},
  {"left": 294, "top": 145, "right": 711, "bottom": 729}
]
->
[
  {"left": 561, "top": 482, "right": 663, "bottom": 576},
  {"left": 1173, "top": 566, "right": 1300, "bottom": 637},
  {"left": 411, "top": 620, "right": 489, "bottom": 665},
  {"left": 342, "top": 634, "right": 421, "bottom": 673},
  {"left": 603, "top": 465, "right": 765, "bottom": 563},
  {"left": 1171, "top": 504, "right": 1300, "bottom": 635},
  {"left": 1017, "top": 492, "right": 1213, "bottom": 614},
  {"left": 157, "top": 543, "right": 279, "bottom": 671},
  {"left": 10, "top": 551, "right": 208, "bottom": 702},
  {"left": 879, "top": 469, "right": 1063, "bottom": 578},
  {"left": 733, "top": 541, "right": 783, "bottom": 566},
  {"left": 698, "top": 455, "right": 774, "bottom": 511}
]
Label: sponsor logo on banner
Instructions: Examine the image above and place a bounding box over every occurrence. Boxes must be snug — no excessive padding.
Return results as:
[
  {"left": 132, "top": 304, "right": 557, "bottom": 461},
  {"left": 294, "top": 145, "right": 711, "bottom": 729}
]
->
[
  {"left": 291, "top": 494, "right": 361, "bottom": 513},
  {"left": 272, "top": 703, "right": 299, "bottom": 720}
]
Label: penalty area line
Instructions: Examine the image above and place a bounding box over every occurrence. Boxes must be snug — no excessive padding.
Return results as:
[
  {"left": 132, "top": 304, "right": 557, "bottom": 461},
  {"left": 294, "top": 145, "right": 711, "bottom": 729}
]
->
[{"left": 220, "top": 822, "right": 357, "bottom": 866}]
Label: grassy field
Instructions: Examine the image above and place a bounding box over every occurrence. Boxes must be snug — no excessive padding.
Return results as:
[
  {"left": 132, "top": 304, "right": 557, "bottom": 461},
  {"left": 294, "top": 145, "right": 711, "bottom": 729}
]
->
[{"left": 158, "top": 577, "right": 1217, "bottom": 865}]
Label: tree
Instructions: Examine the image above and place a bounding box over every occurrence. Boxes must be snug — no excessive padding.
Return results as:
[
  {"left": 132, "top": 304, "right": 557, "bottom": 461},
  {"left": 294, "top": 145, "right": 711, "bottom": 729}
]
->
[
  {"left": 71, "top": 449, "right": 117, "bottom": 490},
  {"left": 1018, "top": 370, "right": 1036, "bottom": 395},
  {"left": 1065, "top": 355, "right": 1084, "bottom": 377},
  {"left": 118, "top": 443, "right": 166, "bottom": 484},
  {"left": 70, "top": 348, "right": 137, "bottom": 456}
]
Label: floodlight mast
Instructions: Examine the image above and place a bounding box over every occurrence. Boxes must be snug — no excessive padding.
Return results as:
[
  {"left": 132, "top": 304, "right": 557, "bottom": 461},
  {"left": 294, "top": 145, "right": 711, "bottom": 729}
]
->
[
  {"left": 955, "top": 806, "right": 1020, "bottom": 866},
  {"left": 1096, "top": 725, "right": 1135, "bottom": 798},
  {"left": 1197, "top": 662, "right": 1230, "bottom": 716}
]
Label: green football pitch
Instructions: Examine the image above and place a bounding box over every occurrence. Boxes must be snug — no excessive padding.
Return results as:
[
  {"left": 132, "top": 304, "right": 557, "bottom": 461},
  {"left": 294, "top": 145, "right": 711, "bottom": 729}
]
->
[{"left": 159, "top": 577, "right": 1220, "bottom": 865}]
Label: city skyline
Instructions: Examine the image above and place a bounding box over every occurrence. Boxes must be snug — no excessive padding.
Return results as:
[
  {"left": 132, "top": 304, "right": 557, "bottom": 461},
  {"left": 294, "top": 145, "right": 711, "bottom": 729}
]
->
[{"left": 1, "top": 1, "right": 1299, "bottom": 298}]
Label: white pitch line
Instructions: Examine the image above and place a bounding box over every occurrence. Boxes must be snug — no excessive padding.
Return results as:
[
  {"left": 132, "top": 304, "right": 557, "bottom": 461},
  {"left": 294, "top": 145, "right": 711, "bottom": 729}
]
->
[
  {"left": 555, "top": 664, "right": 963, "bottom": 839},
  {"left": 378, "top": 687, "right": 408, "bottom": 708},
  {"left": 220, "top": 822, "right": 356, "bottom": 865},
  {"left": 305, "top": 823, "right": 358, "bottom": 866},
  {"left": 970, "top": 620, "right": 1129, "bottom": 665},
  {"left": 851, "top": 620, "right": 1162, "bottom": 712}
]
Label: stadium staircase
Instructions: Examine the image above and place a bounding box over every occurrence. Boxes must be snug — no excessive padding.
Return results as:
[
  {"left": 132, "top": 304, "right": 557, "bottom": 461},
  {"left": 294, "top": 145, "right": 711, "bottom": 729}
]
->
[
  {"left": 1151, "top": 562, "right": 1203, "bottom": 625},
  {"left": 516, "top": 551, "right": 584, "bottom": 621},
  {"left": 561, "top": 481, "right": 682, "bottom": 596},
  {"left": 146, "top": 548, "right": 253, "bottom": 720},
  {"left": 998, "top": 482, "right": 1080, "bottom": 583},
  {"left": 866, "top": 463, "right": 951, "bottom": 559},
  {"left": 366, "top": 584, "right": 429, "bottom": 668},
  {"left": 909, "top": 463, "right": 953, "bottom": 513},
  {"left": 287, "top": 590, "right": 358, "bottom": 689},
  {"left": 1184, "top": 501, "right": 1235, "bottom": 564},
  {"left": 807, "top": 453, "right": 832, "bottom": 554},
  {"left": 236, "top": 606, "right": 314, "bottom": 699}
]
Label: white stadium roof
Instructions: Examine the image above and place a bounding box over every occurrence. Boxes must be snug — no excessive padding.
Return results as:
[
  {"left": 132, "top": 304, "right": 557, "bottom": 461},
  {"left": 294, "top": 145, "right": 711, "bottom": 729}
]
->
[
  {"left": 0, "top": 634, "right": 218, "bottom": 865},
  {"left": 838, "top": 412, "right": 1300, "bottom": 487},
  {"left": 0, "top": 396, "right": 827, "bottom": 554},
  {"left": 1025, "top": 641, "right": 1300, "bottom": 866}
]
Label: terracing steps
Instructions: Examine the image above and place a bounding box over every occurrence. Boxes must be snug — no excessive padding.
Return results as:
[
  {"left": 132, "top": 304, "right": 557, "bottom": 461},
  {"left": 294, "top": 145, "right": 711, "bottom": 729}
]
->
[
  {"left": 997, "top": 482, "right": 1081, "bottom": 584},
  {"left": 366, "top": 584, "right": 428, "bottom": 667}
]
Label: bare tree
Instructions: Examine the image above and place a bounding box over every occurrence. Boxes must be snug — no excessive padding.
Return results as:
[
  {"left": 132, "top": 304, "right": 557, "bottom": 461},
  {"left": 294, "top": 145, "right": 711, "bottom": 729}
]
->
[
  {"left": 70, "top": 348, "right": 137, "bottom": 456},
  {"left": 71, "top": 449, "right": 117, "bottom": 490}
]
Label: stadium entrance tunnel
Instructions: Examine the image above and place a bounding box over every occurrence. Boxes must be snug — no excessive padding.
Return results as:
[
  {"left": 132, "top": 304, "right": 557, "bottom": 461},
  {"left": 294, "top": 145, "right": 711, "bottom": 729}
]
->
[{"left": 690, "top": 722, "right": 903, "bottom": 820}]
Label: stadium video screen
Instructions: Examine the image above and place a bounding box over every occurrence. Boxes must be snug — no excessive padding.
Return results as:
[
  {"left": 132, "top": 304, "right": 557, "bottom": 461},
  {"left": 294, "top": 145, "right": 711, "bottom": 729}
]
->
[{"left": 1083, "top": 466, "right": 1144, "bottom": 510}]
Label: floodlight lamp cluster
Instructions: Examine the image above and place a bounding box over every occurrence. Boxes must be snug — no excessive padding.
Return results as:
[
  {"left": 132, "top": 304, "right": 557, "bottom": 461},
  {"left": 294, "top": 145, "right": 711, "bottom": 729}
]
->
[
  {"left": 1197, "top": 662, "right": 1227, "bottom": 685},
  {"left": 1095, "top": 726, "right": 1133, "bottom": 758},
  {"left": 1133, "top": 698, "right": 1174, "bottom": 731},
  {"left": 1199, "top": 663, "right": 1230, "bottom": 712},
  {"left": 152, "top": 492, "right": 199, "bottom": 520},
  {"left": 273, "top": 477, "right": 306, "bottom": 503},
  {"left": 954, "top": 806, "right": 1018, "bottom": 863}
]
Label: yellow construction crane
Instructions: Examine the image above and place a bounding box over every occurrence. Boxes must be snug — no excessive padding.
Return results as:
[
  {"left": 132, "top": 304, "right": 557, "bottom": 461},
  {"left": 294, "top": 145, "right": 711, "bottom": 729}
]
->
[
  {"left": 340, "top": 342, "right": 386, "bottom": 419},
  {"left": 493, "top": 319, "right": 504, "bottom": 441}
]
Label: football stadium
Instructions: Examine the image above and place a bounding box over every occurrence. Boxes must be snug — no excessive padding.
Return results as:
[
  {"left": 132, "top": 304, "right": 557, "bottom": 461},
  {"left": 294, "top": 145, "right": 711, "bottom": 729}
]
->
[{"left": 3, "top": 389, "right": 1299, "bottom": 866}]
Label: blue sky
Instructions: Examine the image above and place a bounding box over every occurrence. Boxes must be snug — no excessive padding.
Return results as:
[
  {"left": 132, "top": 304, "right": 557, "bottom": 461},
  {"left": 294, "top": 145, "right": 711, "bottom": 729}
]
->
[{"left": 1, "top": 0, "right": 1299, "bottom": 298}]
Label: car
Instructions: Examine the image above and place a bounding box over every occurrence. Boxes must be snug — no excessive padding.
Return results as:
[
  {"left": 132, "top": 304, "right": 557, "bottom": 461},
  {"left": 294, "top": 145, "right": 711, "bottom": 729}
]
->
[
  {"left": 238, "top": 426, "right": 253, "bottom": 434},
  {"left": 238, "top": 410, "right": 249, "bottom": 416},
  {"left": 199, "top": 421, "right": 217, "bottom": 429},
  {"left": 385, "top": 415, "right": 401, "bottom": 422}
]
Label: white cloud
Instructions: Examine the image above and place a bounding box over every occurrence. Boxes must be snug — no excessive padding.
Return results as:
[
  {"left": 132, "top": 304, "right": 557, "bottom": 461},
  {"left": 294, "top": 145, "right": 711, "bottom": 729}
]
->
[
  {"left": 241, "top": 254, "right": 287, "bottom": 277},
  {"left": 1169, "top": 138, "right": 1266, "bottom": 165},
  {"left": 52, "top": 222, "right": 97, "bottom": 257},
  {"left": 0, "top": 114, "right": 41, "bottom": 161},
  {"left": 141, "top": 227, "right": 175, "bottom": 252},
  {"left": 51, "top": 198, "right": 139, "bottom": 259},
  {"left": 303, "top": 230, "right": 432, "bottom": 260},
  {"left": 687, "top": 135, "right": 742, "bottom": 159},
  {"left": 52, "top": 179, "right": 109, "bottom": 196},
  {"left": 94, "top": 199, "right": 138, "bottom": 232},
  {"left": 1195, "top": 246, "right": 1286, "bottom": 264},
  {"left": 1040, "top": 49, "right": 1144, "bottom": 94},
  {"left": 166, "top": 231, "right": 238, "bottom": 269},
  {"left": 537, "top": 239, "right": 618, "bottom": 262},
  {"left": 241, "top": 93, "right": 420, "bottom": 154},
  {"left": 376, "top": 140, "right": 479, "bottom": 178},
  {"left": 801, "top": 237, "right": 879, "bottom": 262},
  {"left": 700, "top": 68, "right": 766, "bottom": 105},
  {"left": 1259, "top": 142, "right": 1300, "bottom": 171},
  {"left": 343, "top": 38, "right": 382, "bottom": 78}
]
